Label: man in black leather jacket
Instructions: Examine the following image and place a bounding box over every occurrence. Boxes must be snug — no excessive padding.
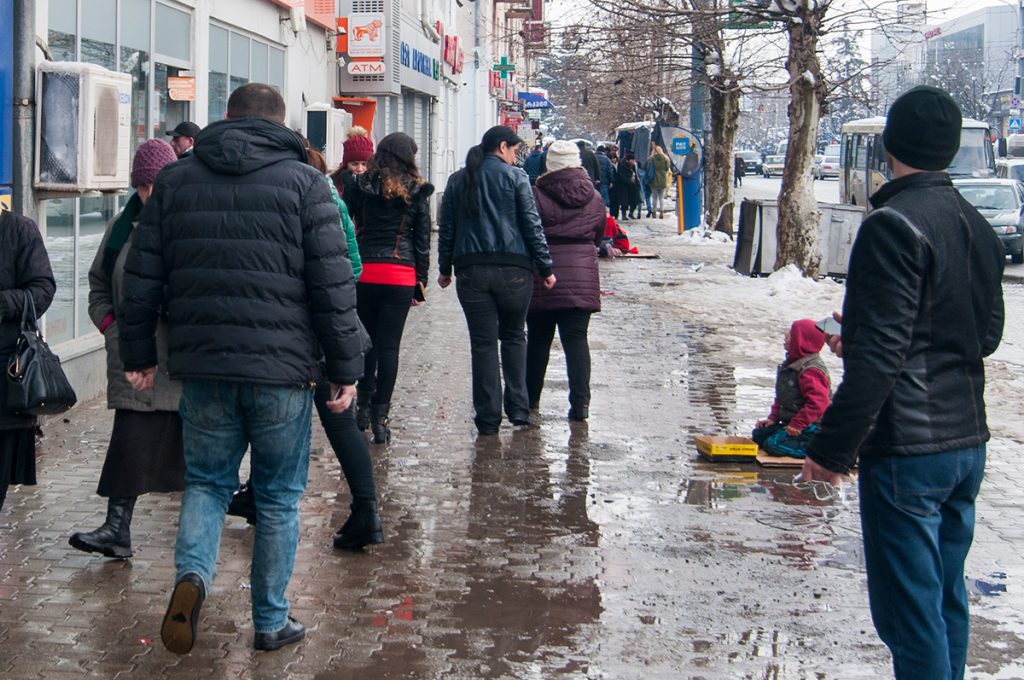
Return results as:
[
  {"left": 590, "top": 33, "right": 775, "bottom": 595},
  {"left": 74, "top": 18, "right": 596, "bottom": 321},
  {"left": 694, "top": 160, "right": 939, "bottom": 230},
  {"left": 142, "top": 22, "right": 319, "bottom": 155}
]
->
[{"left": 804, "top": 86, "right": 1004, "bottom": 680}]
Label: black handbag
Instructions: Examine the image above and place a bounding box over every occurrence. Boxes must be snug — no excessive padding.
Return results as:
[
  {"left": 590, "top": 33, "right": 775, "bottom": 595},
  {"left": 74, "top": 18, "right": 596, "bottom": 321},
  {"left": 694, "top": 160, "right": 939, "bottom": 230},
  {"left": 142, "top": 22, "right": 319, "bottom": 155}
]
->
[{"left": 5, "top": 295, "right": 77, "bottom": 415}]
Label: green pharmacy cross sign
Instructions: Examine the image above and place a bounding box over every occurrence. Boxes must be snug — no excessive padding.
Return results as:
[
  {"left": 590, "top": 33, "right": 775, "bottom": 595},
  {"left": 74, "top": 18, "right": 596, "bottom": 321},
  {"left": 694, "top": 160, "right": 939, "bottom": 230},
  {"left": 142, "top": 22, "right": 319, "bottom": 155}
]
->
[{"left": 492, "top": 55, "right": 516, "bottom": 80}]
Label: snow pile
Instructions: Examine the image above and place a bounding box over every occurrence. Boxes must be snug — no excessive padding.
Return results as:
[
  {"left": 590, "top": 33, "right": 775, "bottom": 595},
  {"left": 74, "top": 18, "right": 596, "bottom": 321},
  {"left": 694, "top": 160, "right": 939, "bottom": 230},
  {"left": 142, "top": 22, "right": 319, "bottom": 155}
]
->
[
  {"left": 767, "top": 263, "right": 842, "bottom": 301},
  {"left": 680, "top": 225, "right": 733, "bottom": 244}
]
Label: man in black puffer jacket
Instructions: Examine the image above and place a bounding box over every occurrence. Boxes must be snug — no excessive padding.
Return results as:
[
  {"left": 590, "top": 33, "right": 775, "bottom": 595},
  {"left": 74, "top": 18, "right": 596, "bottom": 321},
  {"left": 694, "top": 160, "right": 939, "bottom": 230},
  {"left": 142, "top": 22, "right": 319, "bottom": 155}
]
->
[
  {"left": 803, "top": 86, "right": 1004, "bottom": 680},
  {"left": 119, "top": 84, "right": 364, "bottom": 655}
]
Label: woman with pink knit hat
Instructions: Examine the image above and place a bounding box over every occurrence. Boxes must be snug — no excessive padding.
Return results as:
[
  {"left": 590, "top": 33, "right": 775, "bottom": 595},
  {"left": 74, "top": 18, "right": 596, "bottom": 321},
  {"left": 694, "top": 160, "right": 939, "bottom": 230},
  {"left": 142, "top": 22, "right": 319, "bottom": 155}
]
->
[
  {"left": 330, "top": 125, "right": 374, "bottom": 197},
  {"left": 69, "top": 138, "right": 185, "bottom": 560}
]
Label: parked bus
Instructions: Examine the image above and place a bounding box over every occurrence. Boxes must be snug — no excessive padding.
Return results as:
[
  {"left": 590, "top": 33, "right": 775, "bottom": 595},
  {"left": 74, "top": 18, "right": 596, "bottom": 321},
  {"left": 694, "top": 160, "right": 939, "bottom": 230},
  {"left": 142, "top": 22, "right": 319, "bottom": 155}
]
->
[{"left": 839, "top": 116, "right": 995, "bottom": 207}]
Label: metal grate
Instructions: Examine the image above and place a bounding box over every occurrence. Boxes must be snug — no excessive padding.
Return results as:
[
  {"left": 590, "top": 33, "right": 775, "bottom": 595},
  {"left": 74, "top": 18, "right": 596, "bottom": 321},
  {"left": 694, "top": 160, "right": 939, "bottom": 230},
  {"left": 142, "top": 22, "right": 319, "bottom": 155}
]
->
[{"left": 39, "top": 71, "right": 81, "bottom": 185}]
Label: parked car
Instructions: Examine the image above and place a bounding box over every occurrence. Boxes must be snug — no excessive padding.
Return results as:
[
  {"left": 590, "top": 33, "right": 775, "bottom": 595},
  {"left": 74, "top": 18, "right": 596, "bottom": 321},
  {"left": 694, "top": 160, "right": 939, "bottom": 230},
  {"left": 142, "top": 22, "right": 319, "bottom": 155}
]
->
[
  {"left": 736, "top": 149, "right": 761, "bottom": 175},
  {"left": 996, "top": 158, "right": 1024, "bottom": 183},
  {"left": 954, "top": 178, "right": 1024, "bottom": 264},
  {"left": 761, "top": 155, "right": 785, "bottom": 178},
  {"left": 817, "top": 155, "right": 840, "bottom": 179}
]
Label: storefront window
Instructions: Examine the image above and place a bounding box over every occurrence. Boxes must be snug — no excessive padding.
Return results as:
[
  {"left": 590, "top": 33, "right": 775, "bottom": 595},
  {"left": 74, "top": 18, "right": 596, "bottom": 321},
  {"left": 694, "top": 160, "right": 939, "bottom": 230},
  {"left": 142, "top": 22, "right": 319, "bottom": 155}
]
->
[
  {"left": 154, "top": 3, "right": 191, "bottom": 63},
  {"left": 251, "top": 41, "right": 269, "bottom": 85},
  {"left": 269, "top": 48, "right": 285, "bottom": 91},
  {"left": 81, "top": 0, "right": 117, "bottom": 70},
  {"left": 209, "top": 25, "right": 229, "bottom": 121},
  {"left": 230, "top": 32, "right": 250, "bottom": 92},
  {"left": 48, "top": 0, "right": 77, "bottom": 62},
  {"left": 120, "top": 0, "right": 151, "bottom": 157},
  {"left": 42, "top": 0, "right": 194, "bottom": 346},
  {"left": 44, "top": 199, "right": 75, "bottom": 345}
]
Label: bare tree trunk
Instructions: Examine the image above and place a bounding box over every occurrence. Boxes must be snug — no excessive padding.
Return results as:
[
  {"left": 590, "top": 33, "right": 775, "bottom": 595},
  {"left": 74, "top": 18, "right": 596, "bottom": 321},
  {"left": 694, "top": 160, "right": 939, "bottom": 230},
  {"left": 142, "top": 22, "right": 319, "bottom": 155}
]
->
[
  {"left": 775, "top": 9, "right": 827, "bottom": 277},
  {"left": 706, "top": 77, "right": 740, "bottom": 234}
]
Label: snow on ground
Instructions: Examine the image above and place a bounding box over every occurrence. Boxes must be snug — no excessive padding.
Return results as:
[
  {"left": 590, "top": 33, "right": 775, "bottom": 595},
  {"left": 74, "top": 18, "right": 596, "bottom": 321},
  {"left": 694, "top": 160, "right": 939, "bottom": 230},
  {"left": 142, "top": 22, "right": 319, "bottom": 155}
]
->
[{"left": 620, "top": 217, "right": 1024, "bottom": 444}]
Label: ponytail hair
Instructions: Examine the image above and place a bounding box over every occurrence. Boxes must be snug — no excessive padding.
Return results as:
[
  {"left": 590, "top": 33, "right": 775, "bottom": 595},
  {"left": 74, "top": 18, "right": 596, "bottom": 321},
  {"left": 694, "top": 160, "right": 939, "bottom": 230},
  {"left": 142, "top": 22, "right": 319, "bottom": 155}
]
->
[{"left": 460, "top": 126, "right": 524, "bottom": 218}]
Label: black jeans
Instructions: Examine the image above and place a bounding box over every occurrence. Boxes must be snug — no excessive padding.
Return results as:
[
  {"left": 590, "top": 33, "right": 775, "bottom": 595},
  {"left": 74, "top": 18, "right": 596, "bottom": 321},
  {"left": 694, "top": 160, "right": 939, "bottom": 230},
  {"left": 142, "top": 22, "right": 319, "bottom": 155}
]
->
[
  {"left": 356, "top": 282, "right": 415, "bottom": 406},
  {"left": 314, "top": 372, "right": 376, "bottom": 503},
  {"left": 526, "top": 309, "right": 592, "bottom": 412},
  {"left": 455, "top": 265, "right": 533, "bottom": 431}
]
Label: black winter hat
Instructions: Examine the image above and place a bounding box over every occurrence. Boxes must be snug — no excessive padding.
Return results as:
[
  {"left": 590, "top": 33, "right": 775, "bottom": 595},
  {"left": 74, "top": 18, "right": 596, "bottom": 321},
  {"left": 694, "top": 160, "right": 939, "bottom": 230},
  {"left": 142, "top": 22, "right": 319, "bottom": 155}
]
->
[{"left": 882, "top": 86, "right": 962, "bottom": 171}]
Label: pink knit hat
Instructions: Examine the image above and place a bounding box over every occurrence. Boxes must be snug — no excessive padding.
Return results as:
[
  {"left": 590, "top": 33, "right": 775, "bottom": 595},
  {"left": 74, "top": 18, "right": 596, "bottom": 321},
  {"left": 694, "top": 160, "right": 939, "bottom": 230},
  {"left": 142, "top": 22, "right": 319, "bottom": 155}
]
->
[
  {"left": 131, "top": 138, "right": 178, "bottom": 188},
  {"left": 342, "top": 126, "right": 374, "bottom": 167}
]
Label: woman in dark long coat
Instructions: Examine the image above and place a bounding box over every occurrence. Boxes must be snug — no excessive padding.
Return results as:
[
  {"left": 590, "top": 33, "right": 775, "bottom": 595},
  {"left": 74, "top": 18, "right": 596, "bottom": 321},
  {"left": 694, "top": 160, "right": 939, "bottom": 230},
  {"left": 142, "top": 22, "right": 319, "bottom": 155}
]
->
[
  {"left": 525, "top": 140, "right": 606, "bottom": 421},
  {"left": 68, "top": 139, "right": 185, "bottom": 559},
  {"left": 0, "top": 208, "right": 56, "bottom": 512},
  {"left": 615, "top": 153, "right": 642, "bottom": 220}
]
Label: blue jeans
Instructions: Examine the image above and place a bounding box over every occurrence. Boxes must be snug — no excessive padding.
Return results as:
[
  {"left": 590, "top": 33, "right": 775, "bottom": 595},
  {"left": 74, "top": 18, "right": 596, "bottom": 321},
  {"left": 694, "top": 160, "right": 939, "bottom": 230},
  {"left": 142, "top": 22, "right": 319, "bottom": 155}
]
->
[
  {"left": 859, "top": 446, "right": 986, "bottom": 680},
  {"left": 176, "top": 379, "right": 313, "bottom": 633}
]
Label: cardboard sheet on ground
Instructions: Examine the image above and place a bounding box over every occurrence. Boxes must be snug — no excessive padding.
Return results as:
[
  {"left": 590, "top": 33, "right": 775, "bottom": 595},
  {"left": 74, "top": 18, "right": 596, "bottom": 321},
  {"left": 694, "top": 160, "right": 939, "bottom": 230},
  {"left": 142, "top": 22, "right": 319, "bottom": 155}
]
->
[
  {"left": 619, "top": 252, "right": 660, "bottom": 259},
  {"left": 756, "top": 450, "right": 804, "bottom": 468}
]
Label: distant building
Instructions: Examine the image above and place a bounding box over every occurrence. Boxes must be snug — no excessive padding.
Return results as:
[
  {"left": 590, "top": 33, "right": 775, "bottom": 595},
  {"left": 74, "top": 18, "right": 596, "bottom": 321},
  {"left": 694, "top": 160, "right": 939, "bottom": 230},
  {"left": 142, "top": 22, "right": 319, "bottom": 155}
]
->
[{"left": 872, "top": 3, "right": 1019, "bottom": 134}]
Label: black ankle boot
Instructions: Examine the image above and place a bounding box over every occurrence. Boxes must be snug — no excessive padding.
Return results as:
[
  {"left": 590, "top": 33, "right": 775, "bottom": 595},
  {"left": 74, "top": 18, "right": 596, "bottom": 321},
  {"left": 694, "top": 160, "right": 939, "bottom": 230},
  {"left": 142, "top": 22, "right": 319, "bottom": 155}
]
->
[
  {"left": 355, "top": 390, "right": 372, "bottom": 431},
  {"left": 370, "top": 404, "right": 390, "bottom": 444},
  {"left": 333, "top": 500, "right": 384, "bottom": 550},
  {"left": 227, "top": 482, "right": 257, "bottom": 525},
  {"left": 69, "top": 496, "right": 136, "bottom": 559}
]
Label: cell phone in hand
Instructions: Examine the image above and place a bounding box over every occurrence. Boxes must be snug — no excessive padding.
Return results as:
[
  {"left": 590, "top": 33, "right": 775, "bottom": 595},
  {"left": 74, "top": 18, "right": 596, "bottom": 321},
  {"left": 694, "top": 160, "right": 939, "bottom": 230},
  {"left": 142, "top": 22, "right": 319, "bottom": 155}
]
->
[{"left": 816, "top": 316, "right": 841, "bottom": 336}]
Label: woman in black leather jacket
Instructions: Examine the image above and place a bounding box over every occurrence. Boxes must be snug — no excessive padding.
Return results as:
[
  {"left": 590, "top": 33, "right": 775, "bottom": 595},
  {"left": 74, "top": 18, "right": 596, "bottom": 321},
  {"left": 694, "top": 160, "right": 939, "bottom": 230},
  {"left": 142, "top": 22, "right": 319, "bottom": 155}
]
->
[
  {"left": 343, "top": 133, "right": 433, "bottom": 443},
  {"left": 437, "top": 126, "right": 555, "bottom": 435}
]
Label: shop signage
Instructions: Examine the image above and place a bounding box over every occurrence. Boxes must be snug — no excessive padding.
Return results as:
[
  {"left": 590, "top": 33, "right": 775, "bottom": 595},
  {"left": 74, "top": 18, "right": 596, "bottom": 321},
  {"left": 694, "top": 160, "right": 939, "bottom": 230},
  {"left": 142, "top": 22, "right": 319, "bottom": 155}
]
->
[
  {"left": 400, "top": 42, "right": 440, "bottom": 81},
  {"left": 0, "top": 192, "right": 10, "bottom": 212},
  {"left": 167, "top": 76, "right": 196, "bottom": 102},
  {"left": 492, "top": 55, "right": 516, "bottom": 80},
  {"left": 442, "top": 35, "right": 464, "bottom": 75},
  {"left": 924, "top": 27, "right": 941, "bottom": 40},
  {"left": 347, "top": 60, "right": 386, "bottom": 75},
  {"left": 347, "top": 13, "right": 386, "bottom": 57}
]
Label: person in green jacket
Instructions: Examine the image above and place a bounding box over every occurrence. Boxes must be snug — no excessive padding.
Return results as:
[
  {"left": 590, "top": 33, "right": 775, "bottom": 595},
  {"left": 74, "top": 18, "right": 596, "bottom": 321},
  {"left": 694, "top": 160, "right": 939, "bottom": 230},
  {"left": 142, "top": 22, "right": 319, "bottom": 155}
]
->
[
  {"left": 648, "top": 145, "right": 671, "bottom": 219},
  {"left": 328, "top": 179, "right": 362, "bottom": 278}
]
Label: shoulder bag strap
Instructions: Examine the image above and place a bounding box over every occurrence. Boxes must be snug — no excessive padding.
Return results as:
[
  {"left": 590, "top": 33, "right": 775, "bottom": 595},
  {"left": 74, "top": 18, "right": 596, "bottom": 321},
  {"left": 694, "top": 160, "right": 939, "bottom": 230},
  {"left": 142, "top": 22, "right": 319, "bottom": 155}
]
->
[{"left": 20, "top": 293, "right": 39, "bottom": 335}]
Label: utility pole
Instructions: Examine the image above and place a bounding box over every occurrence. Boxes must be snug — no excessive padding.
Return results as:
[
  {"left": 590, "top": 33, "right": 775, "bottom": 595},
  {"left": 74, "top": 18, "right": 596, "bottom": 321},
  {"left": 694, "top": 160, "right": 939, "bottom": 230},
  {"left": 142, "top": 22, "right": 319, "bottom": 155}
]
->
[{"left": 12, "top": 0, "right": 37, "bottom": 221}]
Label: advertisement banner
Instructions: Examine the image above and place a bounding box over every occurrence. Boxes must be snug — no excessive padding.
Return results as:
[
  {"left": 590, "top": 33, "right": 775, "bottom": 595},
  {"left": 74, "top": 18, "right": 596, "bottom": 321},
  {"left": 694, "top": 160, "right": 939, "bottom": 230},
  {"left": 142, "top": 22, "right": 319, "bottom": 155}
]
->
[{"left": 348, "top": 14, "right": 386, "bottom": 57}]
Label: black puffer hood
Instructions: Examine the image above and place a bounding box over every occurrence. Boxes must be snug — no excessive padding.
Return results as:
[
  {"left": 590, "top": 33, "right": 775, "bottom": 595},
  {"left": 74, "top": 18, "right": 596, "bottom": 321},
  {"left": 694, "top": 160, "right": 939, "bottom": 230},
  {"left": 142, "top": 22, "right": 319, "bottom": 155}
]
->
[
  {"left": 536, "top": 168, "right": 596, "bottom": 209},
  {"left": 355, "top": 169, "right": 435, "bottom": 202},
  {"left": 194, "top": 118, "right": 307, "bottom": 176}
]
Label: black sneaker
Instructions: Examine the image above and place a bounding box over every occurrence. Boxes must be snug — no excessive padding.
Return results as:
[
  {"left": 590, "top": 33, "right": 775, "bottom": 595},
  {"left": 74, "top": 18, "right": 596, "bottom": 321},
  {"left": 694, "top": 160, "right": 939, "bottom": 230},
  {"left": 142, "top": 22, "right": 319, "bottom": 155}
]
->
[
  {"left": 161, "top": 573, "right": 205, "bottom": 655},
  {"left": 254, "top": 616, "right": 305, "bottom": 651}
]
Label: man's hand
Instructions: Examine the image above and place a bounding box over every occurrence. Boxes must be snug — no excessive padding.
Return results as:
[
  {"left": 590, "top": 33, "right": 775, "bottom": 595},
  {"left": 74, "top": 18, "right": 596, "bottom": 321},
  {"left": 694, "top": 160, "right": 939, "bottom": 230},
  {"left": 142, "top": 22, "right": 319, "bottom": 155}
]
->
[
  {"left": 437, "top": 274, "right": 452, "bottom": 289},
  {"left": 755, "top": 418, "right": 776, "bottom": 429},
  {"left": 800, "top": 456, "right": 843, "bottom": 486},
  {"left": 785, "top": 425, "right": 802, "bottom": 437},
  {"left": 542, "top": 274, "right": 556, "bottom": 290},
  {"left": 825, "top": 311, "right": 843, "bottom": 358},
  {"left": 125, "top": 367, "right": 156, "bottom": 392},
  {"left": 326, "top": 383, "right": 356, "bottom": 413}
]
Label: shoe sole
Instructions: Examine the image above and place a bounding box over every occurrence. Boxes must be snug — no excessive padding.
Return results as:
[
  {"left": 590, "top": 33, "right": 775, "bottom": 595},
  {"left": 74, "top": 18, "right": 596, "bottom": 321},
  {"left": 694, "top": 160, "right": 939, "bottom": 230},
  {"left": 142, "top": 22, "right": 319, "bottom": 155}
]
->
[
  {"left": 68, "top": 535, "right": 132, "bottom": 559},
  {"left": 333, "top": 530, "right": 385, "bottom": 551},
  {"left": 161, "top": 580, "right": 202, "bottom": 654},
  {"left": 254, "top": 627, "right": 306, "bottom": 651}
]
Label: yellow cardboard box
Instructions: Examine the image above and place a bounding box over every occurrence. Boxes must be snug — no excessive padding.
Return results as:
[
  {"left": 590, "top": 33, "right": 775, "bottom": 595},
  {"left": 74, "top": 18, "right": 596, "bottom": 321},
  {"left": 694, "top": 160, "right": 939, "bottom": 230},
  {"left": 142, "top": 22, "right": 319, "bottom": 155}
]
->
[{"left": 694, "top": 435, "right": 758, "bottom": 462}]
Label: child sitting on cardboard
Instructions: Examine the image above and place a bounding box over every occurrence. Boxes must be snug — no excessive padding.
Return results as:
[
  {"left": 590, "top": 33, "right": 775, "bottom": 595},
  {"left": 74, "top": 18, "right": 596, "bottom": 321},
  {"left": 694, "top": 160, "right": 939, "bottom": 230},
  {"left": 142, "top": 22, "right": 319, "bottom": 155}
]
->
[{"left": 752, "top": 319, "right": 831, "bottom": 458}]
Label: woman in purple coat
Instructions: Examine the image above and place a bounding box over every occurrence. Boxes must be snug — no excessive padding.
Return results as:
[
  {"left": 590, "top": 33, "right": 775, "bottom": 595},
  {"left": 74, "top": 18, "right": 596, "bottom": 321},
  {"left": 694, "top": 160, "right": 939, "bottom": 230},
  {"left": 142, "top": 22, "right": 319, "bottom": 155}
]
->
[{"left": 526, "top": 140, "right": 606, "bottom": 421}]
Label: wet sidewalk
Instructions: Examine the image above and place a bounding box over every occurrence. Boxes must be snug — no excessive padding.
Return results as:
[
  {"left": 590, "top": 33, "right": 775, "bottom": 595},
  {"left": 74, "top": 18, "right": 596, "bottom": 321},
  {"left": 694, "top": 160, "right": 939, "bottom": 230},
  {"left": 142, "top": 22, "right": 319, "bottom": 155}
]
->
[{"left": 2, "top": 220, "right": 1024, "bottom": 679}]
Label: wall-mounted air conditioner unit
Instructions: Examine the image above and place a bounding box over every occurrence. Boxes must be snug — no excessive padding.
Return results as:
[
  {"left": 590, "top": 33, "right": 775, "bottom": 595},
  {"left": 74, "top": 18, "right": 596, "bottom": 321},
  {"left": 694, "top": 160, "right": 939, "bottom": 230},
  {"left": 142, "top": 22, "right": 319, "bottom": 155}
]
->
[
  {"left": 304, "top": 104, "right": 353, "bottom": 171},
  {"left": 35, "top": 62, "right": 132, "bottom": 193}
]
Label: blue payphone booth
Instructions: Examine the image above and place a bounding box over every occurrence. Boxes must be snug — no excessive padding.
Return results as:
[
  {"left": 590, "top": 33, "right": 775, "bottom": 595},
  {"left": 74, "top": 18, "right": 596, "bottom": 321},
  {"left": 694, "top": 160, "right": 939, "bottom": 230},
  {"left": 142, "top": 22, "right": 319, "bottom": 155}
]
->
[{"left": 0, "top": 0, "right": 13, "bottom": 210}]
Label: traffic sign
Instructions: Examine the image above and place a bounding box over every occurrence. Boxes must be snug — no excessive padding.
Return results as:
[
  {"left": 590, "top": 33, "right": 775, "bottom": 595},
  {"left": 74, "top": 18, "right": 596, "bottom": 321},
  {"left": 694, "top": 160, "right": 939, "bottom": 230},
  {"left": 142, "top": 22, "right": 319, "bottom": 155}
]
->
[
  {"left": 1012, "top": 95, "right": 1021, "bottom": 107},
  {"left": 672, "top": 137, "right": 690, "bottom": 154},
  {"left": 1010, "top": 117, "right": 1022, "bottom": 132},
  {"left": 1011, "top": 108, "right": 1021, "bottom": 116}
]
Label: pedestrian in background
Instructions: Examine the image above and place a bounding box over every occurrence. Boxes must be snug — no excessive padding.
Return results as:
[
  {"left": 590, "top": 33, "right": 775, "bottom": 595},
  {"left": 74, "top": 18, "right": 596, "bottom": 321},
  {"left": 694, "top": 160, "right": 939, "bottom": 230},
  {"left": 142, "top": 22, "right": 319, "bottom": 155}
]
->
[
  {"left": 0, "top": 208, "right": 56, "bottom": 512},
  {"left": 330, "top": 125, "right": 374, "bottom": 197},
  {"left": 804, "top": 85, "right": 1005, "bottom": 680},
  {"left": 595, "top": 145, "right": 615, "bottom": 207},
  {"left": 615, "top": 153, "right": 641, "bottom": 220},
  {"left": 577, "top": 141, "right": 600, "bottom": 187},
  {"left": 438, "top": 126, "right": 555, "bottom": 435},
  {"left": 343, "top": 132, "right": 433, "bottom": 445},
  {"left": 734, "top": 154, "right": 745, "bottom": 187},
  {"left": 525, "top": 140, "right": 605, "bottom": 422},
  {"left": 69, "top": 139, "right": 184, "bottom": 560},
  {"left": 120, "top": 83, "right": 365, "bottom": 654},
  {"left": 648, "top": 145, "right": 671, "bottom": 219},
  {"left": 166, "top": 121, "right": 200, "bottom": 158},
  {"left": 523, "top": 144, "right": 544, "bottom": 186}
]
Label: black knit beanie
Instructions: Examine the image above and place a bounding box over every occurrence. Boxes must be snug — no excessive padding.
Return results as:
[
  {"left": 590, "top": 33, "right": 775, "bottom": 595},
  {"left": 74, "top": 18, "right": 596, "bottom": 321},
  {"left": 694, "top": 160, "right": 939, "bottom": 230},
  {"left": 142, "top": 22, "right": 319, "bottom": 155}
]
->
[{"left": 882, "top": 86, "right": 962, "bottom": 171}]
